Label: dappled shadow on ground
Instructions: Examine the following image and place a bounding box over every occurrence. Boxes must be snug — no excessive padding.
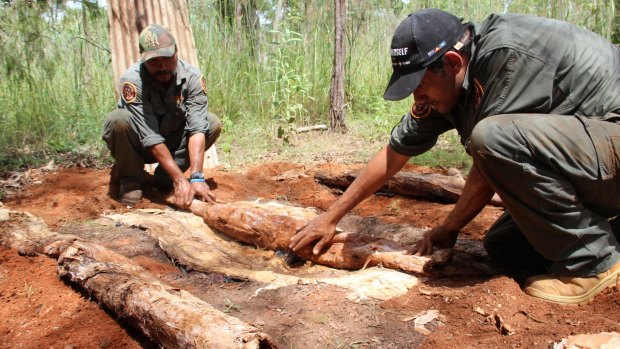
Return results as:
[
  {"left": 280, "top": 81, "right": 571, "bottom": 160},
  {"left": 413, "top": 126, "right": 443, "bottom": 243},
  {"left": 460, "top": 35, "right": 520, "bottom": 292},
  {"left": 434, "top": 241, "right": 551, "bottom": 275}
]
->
[{"left": 1, "top": 163, "right": 619, "bottom": 349}]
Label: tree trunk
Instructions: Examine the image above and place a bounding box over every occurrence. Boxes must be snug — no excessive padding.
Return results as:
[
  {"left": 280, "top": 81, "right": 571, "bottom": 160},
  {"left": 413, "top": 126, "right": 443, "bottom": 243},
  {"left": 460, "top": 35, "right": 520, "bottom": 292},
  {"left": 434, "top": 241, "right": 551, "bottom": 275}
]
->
[
  {"left": 0, "top": 207, "right": 278, "bottom": 349},
  {"left": 329, "top": 0, "right": 347, "bottom": 132},
  {"left": 186, "top": 200, "right": 451, "bottom": 274},
  {"left": 315, "top": 169, "right": 503, "bottom": 207},
  {"left": 58, "top": 240, "right": 277, "bottom": 349}
]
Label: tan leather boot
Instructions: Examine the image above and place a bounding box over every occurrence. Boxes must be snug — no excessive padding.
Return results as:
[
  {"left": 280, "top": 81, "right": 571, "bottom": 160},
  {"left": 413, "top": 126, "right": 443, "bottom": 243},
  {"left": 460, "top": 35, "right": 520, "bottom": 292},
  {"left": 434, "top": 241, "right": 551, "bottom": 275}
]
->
[
  {"left": 524, "top": 260, "right": 620, "bottom": 305},
  {"left": 119, "top": 181, "right": 143, "bottom": 206}
]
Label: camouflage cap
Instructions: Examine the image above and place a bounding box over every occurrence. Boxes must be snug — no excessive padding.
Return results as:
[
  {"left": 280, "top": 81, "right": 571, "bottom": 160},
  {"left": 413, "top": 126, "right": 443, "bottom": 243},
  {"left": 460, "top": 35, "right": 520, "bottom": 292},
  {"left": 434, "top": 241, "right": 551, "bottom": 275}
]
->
[{"left": 138, "top": 24, "right": 176, "bottom": 62}]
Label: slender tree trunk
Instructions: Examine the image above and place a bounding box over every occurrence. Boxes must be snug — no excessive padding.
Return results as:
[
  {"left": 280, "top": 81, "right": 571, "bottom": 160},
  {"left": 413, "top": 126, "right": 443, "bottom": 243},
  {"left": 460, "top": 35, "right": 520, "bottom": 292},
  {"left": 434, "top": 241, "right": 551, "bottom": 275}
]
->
[
  {"left": 329, "top": 0, "right": 347, "bottom": 132},
  {"left": 234, "top": 0, "right": 243, "bottom": 53}
]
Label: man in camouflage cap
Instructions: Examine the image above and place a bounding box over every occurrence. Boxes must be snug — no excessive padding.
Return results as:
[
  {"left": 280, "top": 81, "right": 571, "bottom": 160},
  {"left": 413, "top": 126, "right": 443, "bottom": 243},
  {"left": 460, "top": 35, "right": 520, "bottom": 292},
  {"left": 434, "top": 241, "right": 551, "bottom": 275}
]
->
[
  {"left": 290, "top": 9, "right": 620, "bottom": 305},
  {"left": 102, "top": 24, "right": 221, "bottom": 208}
]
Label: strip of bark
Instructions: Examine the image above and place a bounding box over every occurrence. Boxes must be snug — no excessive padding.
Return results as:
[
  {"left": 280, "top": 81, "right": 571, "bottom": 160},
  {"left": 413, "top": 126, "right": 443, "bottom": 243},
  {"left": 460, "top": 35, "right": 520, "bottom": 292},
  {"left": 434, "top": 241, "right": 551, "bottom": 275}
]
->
[
  {"left": 315, "top": 169, "right": 503, "bottom": 206},
  {"left": 188, "top": 200, "right": 451, "bottom": 274},
  {"left": 0, "top": 207, "right": 278, "bottom": 349}
]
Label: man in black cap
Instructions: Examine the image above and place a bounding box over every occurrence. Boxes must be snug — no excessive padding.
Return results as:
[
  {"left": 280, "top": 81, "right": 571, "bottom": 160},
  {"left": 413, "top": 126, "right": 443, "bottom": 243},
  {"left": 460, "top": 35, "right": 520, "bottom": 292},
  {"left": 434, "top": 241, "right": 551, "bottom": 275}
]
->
[
  {"left": 102, "top": 24, "right": 221, "bottom": 208},
  {"left": 290, "top": 9, "right": 620, "bottom": 304}
]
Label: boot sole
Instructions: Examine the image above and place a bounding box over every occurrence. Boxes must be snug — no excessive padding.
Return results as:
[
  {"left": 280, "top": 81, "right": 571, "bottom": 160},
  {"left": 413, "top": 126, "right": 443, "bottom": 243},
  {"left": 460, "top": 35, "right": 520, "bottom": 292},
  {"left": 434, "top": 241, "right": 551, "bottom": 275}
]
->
[{"left": 525, "top": 271, "right": 620, "bottom": 305}]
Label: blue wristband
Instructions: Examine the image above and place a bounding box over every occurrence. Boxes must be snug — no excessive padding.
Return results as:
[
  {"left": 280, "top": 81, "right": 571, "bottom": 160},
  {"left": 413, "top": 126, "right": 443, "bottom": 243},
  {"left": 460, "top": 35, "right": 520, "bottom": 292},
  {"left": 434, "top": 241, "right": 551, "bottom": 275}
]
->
[{"left": 189, "top": 178, "right": 206, "bottom": 183}]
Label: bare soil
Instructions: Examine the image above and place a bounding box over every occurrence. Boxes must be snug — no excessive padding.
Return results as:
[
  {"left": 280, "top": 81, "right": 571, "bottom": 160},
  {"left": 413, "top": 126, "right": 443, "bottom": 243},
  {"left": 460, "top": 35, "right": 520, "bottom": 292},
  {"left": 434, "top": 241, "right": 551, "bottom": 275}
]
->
[{"left": 1, "top": 162, "right": 619, "bottom": 349}]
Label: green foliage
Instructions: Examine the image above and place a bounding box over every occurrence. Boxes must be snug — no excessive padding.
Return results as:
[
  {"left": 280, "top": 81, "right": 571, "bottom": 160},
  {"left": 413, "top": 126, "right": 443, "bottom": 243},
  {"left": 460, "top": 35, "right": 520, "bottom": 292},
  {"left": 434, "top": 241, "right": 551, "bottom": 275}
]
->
[
  {"left": 0, "top": 0, "right": 618, "bottom": 172},
  {"left": 0, "top": 1, "right": 114, "bottom": 170}
]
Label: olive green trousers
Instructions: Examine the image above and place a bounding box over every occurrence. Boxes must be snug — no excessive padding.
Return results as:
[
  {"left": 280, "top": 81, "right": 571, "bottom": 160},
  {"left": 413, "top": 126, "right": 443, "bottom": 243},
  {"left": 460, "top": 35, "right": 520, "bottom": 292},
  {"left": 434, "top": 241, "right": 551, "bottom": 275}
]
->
[{"left": 471, "top": 114, "right": 620, "bottom": 277}]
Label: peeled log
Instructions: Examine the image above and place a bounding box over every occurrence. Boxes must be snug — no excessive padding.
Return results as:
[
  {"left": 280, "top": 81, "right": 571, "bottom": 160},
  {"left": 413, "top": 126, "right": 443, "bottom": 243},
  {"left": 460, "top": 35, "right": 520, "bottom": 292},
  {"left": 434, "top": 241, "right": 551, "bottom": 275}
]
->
[
  {"left": 189, "top": 200, "right": 451, "bottom": 274},
  {"left": 315, "top": 169, "right": 503, "bottom": 206},
  {"left": 58, "top": 241, "right": 278, "bottom": 349},
  {"left": 0, "top": 207, "right": 278, "bottom": 349}
]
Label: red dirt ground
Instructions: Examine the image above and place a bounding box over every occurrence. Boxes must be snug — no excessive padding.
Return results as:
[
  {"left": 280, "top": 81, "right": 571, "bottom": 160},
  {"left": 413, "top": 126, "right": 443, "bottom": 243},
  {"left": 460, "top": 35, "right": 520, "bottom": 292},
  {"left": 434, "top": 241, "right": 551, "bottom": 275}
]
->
[{"left": 1, "top": 163, "right": 619, "bottom": 348}]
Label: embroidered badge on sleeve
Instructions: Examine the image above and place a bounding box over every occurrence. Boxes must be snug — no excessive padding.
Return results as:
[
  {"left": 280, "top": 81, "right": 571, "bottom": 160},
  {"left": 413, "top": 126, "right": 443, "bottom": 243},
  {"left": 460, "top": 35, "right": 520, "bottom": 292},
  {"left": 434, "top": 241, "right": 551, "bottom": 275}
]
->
[
  {"left": 200, "top": 75, "right": 208, "bottom": 95},
  {"left": 472, "top": 78, "right": 485, "bottom": 110},
  {"left": 121, "top": 82, "right": 138, "bottom": 104},
  {"left": 410, "top": 102, "right": 431, "bottom": 119}
]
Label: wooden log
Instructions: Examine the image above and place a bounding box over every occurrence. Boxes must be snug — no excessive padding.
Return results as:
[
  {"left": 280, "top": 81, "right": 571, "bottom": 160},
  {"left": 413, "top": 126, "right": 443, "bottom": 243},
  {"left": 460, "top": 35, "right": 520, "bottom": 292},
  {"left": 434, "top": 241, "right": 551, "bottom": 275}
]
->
[
  {"left": 315, "top": 169, "right": 503, "bottom": 206},
  {"left": 58, "top": 241, "right": 278, "bottom": 349},
  {"left": 0, "top": 207, "right": 278, "bottom": 349},
  {"left": 188, "top": 200, "right": 451, "bottom": 274},
  {"left": 296, "top": 124, "right": 328, "bottom": 133},
  {"left": 0, "top": 209, "right": 78, "bottom": 257}
]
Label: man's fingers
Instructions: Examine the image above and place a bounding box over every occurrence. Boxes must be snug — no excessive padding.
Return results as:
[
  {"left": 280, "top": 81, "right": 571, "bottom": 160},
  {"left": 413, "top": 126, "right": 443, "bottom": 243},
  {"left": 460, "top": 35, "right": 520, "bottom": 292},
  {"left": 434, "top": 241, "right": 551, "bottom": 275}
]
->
[
  {"left": 413, "top": 240, "right": 430, "bottom": 256},
  {"left": 289, "top": 234, "right": 301, "bottom": 249},
  {"left": 290, "top": 234, "right": 311, "bottom": 251},
  {"left": 289, "top": 225, "right": 309, "bottom": 248},
  {"left": 204, "top": 191, "right": 216, "bottom": 204},
  {"left": 313, "top": 236, "right": 331, "bottom": 255}
]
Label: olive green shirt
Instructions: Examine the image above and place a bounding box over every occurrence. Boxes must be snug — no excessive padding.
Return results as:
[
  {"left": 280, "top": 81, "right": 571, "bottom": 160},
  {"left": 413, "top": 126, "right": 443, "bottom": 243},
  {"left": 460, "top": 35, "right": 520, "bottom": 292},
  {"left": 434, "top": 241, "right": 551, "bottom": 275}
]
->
[
  {"left": 390, "top": 13, "right": 620, "bottom": 156},
  {"left": 117, "top": 59, "right": 210, "bottom": 149}
]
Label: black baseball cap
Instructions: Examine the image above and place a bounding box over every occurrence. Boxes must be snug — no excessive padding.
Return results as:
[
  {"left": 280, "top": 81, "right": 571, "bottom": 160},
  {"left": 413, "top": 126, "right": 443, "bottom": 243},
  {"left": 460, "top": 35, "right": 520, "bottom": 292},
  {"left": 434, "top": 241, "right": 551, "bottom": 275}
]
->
[{"left": 383, "top": 9, "right": 466, "bottom": 101}]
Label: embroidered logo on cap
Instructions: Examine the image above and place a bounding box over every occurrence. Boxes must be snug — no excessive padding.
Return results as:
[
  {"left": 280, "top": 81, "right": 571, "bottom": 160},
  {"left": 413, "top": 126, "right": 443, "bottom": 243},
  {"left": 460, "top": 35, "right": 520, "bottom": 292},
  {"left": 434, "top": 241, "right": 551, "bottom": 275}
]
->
[
  {"left": 427, "top": 41, "right": 446, "bottom": 57},
  {"left": 391, "top": 47, "right": 409, "bottom": 56}
]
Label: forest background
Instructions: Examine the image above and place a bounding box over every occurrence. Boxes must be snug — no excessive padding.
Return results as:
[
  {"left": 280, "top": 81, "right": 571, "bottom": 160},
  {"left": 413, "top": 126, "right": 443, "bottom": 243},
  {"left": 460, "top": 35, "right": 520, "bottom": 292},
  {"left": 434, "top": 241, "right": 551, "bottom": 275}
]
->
[{"left": 0, "top": 0, "right": 619, "bottom": 174}]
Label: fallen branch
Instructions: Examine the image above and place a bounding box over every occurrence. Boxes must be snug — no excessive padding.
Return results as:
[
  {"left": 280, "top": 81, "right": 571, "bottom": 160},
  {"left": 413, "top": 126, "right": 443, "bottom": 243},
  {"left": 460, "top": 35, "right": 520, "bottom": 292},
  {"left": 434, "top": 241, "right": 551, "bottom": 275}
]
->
[
  {"left": 0, "top": 207, "right": 278, "bottom": 349},
  {"left": 188, "top": 200, "right": 451, "bottom": 274},
  {"left": 58, "top": 241, "right": 278, "bottom": 349},
  {"left": 315, "top": 169, "right": 503, "bottom": 206},
  {"left": 296, "top": 124, "right": 328, "bottom": 133}
]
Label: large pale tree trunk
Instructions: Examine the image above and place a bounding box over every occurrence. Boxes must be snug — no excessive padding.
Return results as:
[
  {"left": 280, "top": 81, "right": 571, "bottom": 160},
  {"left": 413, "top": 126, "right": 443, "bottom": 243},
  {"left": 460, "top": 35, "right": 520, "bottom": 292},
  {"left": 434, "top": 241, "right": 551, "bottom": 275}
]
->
[
  {"left": 329, "top": 0, "right": 347, "bottom": 132},
  {"left": 0, "top": 207, "right": 277, "bottom": 349}
]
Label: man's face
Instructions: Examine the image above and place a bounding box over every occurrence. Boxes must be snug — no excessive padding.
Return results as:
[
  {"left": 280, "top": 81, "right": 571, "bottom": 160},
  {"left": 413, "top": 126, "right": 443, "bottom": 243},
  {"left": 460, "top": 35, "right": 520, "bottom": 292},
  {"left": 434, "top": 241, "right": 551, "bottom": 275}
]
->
[
  {"left": 144, "top": 52, "right": 178, "bottom": 83},
  {"left": 412, "top": 53, "right": 466, "bottom": 114}
]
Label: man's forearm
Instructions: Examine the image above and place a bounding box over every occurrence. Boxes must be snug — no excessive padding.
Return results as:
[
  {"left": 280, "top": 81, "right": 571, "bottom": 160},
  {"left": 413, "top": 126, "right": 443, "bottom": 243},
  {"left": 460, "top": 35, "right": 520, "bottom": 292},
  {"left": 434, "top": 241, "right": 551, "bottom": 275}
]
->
[
  {"left": 441, "top": 165, "right": 495, "bottom": 232},
  {"left": 324, "top": 145, "right": 410, "bottom": 222},
  {"left": 148, "top": 143, "right": 185, "bottom": 181},
  {"left": 187, "top": 132, "right": 206, "bottom": 174}
]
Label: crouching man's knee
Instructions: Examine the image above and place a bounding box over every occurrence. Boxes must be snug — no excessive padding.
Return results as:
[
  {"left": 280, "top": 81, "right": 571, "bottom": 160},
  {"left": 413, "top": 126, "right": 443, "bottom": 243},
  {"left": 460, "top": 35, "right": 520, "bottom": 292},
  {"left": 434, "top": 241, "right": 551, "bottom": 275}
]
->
[
  {"left": 206, "top": 112, "right": 222, "bottom": 147},
  {"left": 470, "top": 115, "right": 522, "bottom": 165},
  {"left": 102, "top": 109, "right": 135, "bottom": 149}
]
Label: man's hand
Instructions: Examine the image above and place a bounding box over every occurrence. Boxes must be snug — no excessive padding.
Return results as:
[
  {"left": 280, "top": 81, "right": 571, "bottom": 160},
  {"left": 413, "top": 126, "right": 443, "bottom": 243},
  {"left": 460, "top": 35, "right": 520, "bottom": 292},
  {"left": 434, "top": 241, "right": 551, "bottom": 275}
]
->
[
  {"left": 411, "top": 226, "right": 459, "bottom": 256},
  {"left": 289, "top": 213, "right": 338, "bottom": 255},
  {"left": 173, "top": 177, "right": 195, "bottom": 208},
  {"left": 191, "top": 181, "right": 216, "bottom": 203}
]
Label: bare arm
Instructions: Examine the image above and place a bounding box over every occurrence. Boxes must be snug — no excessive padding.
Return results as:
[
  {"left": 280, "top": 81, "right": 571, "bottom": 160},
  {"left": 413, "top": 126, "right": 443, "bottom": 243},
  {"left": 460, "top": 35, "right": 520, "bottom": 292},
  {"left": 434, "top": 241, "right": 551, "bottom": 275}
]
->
[
  {"left": 289, "top": 145, "right": 410, "bottom": 254},
  {"left": 148, "top": 132, "right": 214, "bottom": 208},
  {"left": 412, "top": 164, "right": 495, "bottom": 255},
  {"left": 187, "top": 132, "right": 216, "bottom": 203}
]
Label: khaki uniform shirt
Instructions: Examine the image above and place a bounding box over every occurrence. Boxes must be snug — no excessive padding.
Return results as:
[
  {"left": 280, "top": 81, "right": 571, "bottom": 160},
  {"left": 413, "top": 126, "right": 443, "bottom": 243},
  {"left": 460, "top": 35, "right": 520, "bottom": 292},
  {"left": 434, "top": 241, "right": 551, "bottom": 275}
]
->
[
  {"left": 390, "top": 13, "right": 620, "bottom": 156},
  {"left": 117, "top": 59, "right": 210, "bottom": 149}
]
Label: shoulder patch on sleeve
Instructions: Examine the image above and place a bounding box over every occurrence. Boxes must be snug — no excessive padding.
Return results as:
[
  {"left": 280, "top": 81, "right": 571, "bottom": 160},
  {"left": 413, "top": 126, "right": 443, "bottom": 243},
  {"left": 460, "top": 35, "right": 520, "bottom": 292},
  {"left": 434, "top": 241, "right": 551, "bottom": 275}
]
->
[
  {"left": 472, "top": 78, "right": 485, "bottom": 110},
  {"left": 410, "top": 102, "right": 431, "bottom": 119},
  {"left": 200, "top": 75, "right": 208, "bottom": 95},
  {"left": 121, "top": 82, "right": 138, "bottom": 104}
]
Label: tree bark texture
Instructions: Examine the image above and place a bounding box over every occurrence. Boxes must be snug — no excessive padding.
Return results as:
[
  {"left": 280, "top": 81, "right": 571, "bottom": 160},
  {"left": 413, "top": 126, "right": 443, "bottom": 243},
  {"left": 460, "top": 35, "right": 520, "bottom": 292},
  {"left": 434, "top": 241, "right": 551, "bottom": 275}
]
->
[
  {"left": 315, "top": 169, "right": 503, "bottom": 207},
  {"left": 329, "top": 0, "right": 347, "bottom": 132},
  {"left": 0, "top": 207, "right": 278, "bottom": 349},
  {"left": 187, "top": 200, "right": 451, "bottom": 274},
  {"left": 104, "top": 209, "right": 424, "bottom": 302}
]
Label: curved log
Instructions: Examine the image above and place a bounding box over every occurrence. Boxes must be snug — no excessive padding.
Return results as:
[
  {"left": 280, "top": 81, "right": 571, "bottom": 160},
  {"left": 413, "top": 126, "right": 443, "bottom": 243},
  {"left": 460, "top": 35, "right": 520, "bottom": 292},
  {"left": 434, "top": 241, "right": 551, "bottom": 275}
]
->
[{"left": 189, "top": 200, "right": 451, "bottom": 274}]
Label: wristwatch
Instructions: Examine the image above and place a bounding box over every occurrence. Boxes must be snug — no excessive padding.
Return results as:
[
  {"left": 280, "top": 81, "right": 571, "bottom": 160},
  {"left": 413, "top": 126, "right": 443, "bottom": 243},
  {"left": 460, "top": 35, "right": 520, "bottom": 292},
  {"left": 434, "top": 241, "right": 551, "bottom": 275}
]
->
[{"left": 189, "top": 172, "right": 205, "bottom": 183}]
